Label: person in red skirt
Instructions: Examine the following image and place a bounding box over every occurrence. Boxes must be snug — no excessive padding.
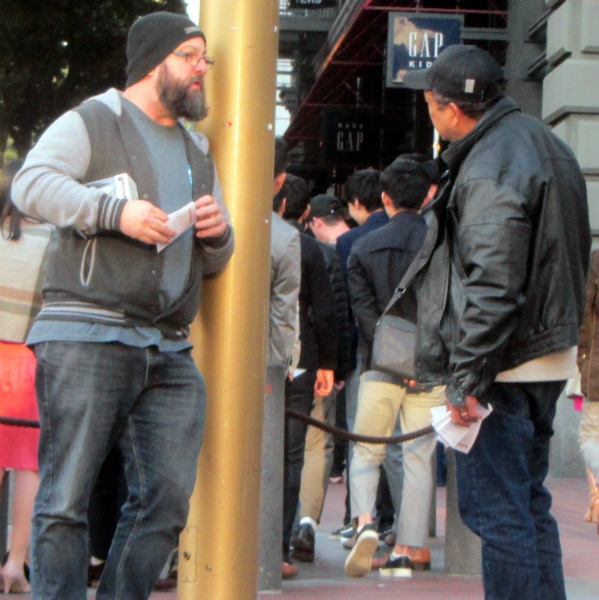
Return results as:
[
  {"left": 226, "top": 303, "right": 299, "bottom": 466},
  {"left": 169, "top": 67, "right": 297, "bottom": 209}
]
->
[{"left": 0, "top": 159, "right": 52, "bottom": 593}]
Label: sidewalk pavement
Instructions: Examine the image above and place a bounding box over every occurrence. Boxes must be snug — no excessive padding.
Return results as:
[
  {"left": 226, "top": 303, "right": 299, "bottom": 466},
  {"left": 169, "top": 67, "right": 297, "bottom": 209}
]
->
[
  {"left": 7, "top": 476, "right": 598, "bottom": 599},
  {"left": 270, "top": 476, "right": 599, "bottom": 600}
]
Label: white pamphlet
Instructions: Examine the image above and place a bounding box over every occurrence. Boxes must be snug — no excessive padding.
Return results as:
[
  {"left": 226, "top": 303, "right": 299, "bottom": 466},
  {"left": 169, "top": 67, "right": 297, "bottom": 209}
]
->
[
  {"left": 156, "top": 201, "right": 198, "bottom": 252},
  {"left": 430, "top": 402, "right": 493, "bottom": 454}
]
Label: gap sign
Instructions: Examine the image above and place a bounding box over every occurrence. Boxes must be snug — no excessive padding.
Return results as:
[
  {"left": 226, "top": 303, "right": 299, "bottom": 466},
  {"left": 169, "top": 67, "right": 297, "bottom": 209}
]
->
[{"left": 386, "top": 13, "right": 462, "bottom": 87}]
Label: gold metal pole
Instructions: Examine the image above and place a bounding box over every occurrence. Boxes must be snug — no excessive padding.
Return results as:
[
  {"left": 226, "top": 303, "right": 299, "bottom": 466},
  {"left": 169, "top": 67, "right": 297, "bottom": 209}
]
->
[{"left": 178, "top": 2, "right": 279, "bottom": 599}]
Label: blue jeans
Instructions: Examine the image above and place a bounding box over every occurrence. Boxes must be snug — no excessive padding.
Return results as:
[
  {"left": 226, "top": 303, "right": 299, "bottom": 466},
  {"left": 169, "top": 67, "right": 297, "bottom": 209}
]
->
[
  {"left": 32, "top": 341, "right": 206, "bottom": 600},
  {"left": 455, "top": 381, "right": 566, "bottom": 600}
]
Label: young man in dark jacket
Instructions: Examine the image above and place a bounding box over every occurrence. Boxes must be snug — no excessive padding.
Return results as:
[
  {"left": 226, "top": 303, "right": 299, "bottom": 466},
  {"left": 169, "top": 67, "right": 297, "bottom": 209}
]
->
[
  {"left": 403, "top": 45, "right": 590, "bottom": 600},
  {"left": 344, "top": 159, "right": 445, "bottom": 578}
]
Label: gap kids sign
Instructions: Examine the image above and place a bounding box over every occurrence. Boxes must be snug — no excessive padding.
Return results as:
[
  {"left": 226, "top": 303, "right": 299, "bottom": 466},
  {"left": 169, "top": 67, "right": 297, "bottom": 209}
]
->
[{"left": 386, "top": 13, "right": 462, "bottom": 87}]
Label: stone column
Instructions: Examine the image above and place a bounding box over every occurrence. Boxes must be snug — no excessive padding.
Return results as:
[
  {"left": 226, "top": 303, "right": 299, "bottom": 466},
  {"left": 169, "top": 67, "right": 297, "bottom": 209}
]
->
[
  {"left": 542, "top": 0, "right": 599, "bottom": 476},
  {"left": 444, "top": 450, "right": 481, "bottom": 575},
  {"left": 258, "top": 366, "right": 286, "bottom": 592}
]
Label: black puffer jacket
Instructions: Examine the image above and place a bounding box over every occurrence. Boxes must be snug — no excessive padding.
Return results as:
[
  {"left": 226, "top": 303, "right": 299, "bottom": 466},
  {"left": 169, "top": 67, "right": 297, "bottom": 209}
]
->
[
  {"left": 318, "top": 241, "right": 351, "bottom": 381},
  {"left": 413, "top": 97, "right": 590, "bottom": 402}
]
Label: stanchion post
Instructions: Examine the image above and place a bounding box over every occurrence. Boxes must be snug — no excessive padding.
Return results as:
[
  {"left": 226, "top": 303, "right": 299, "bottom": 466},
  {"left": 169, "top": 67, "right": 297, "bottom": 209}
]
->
[{"left": 178, "top": 2, "right": 279, "bottom": 599}]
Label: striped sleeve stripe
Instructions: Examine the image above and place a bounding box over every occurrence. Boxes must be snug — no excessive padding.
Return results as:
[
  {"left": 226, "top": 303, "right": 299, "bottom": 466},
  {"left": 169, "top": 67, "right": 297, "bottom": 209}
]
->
[
  {"left": 97, "top": 195, "right": 128, "bottom": 232},
  {"left": 37, "top": 302, "right": 127, "bottom": 325}
]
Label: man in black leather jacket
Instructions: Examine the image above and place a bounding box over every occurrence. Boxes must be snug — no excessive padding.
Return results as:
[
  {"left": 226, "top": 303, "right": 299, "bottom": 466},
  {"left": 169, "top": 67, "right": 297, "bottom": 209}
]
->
[{"left": 404, "top": 45, "right": 590, "bottom": 600}]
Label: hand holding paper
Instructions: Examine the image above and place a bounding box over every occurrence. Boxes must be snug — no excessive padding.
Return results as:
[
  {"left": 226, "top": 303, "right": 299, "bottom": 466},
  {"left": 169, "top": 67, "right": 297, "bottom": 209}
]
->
[
  {"left": 156, "top": 201, "right": 198, "bottom": 252},
  {"left": 121, "top": 200, "right": 175, "bottom": 246},
  {"left": 431, "top": 402, "right": 493, "bottom": 454},
  {"left": 194, "top": 195, "right": 228, "bottom": 239},
  {"left": 157, "top": 195, "right": 227, "bottom": 252}
]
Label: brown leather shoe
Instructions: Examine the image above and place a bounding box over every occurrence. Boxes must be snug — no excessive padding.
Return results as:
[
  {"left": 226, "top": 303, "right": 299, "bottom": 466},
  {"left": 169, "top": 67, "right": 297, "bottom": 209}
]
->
[
  {"left": 282, "top": 561, "right": 298, "bottom": 579},
  {"left": 371, "top": 547, "right": 431, "bottom": 571},
  {"left": 408, "top": 547, "right": 431, "bottom": 571}
]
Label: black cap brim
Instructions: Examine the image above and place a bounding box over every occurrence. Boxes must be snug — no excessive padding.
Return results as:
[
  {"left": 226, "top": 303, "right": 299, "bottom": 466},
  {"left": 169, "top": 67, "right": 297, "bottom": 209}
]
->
[{"left": 402, "top": 69, "right": 431, "bottom": 90}]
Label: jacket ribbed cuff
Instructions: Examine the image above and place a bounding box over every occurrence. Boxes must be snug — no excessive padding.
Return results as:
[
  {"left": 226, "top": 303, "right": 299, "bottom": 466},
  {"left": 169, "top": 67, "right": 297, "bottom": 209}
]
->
[
  {"left": 201, "top": 225, "right": 232, "bottom": 249},
  {"left": 97, "top": 194, "right": 128, "bottom": 232}
]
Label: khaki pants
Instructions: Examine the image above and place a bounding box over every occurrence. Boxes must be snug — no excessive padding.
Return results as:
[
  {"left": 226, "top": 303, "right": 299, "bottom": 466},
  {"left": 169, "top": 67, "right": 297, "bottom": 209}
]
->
[
  {"left": 298, "top": 389, "right": 336, "bottom": 521},
  {"left": 350, "top": 374, "right": 444, "bottom": 547}
]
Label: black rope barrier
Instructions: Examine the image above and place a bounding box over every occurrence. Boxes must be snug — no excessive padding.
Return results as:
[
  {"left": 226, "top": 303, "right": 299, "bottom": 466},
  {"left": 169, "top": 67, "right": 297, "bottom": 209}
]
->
[
  {"left": 0, "top": 416, "right": 40, "bottom": 428},
  {"left": 285, "top": 408, "right": 435, "bottom": 445},
  {"left": 0, "top": 411, "right": 436, "bottom": 445}
]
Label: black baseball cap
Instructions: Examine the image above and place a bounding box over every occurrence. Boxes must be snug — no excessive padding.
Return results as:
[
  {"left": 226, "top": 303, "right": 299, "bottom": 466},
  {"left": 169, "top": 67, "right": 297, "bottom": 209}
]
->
[
  {"left": 403, "top": 45, "right": 504, "bottom": 103},
  {"left": 309, "top": 194, "right": 345, "bottom": 220}
]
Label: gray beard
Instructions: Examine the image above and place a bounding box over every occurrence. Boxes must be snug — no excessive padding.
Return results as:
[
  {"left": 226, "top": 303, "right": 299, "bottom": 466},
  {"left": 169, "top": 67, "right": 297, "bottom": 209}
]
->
[{"left": 157, "top": 65, "right": 209, "bottom": 122}]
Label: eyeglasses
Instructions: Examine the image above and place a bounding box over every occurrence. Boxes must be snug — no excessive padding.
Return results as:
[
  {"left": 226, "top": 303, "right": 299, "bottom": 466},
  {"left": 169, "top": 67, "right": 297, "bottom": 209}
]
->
[{"left": 172, "top": 51, "right": 215, "bottom": 70}]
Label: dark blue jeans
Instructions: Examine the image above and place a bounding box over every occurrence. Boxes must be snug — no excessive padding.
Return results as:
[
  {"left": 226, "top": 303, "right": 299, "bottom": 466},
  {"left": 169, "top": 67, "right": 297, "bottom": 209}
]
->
[
  {"left": 455, "top": 381, "right": 566, "bottom": 600},
  {"left": 32, "top": 341, "right": 206, "bottom": 600}
]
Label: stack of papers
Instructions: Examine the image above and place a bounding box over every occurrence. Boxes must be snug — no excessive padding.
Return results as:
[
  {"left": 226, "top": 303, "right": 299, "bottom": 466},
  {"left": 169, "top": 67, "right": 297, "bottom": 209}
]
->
[
  {"left": 430, "top": 403, "right": 493, "bottom": 454},
  {"left": 86, "top": 173, "right": 138, "bottom": 200}
]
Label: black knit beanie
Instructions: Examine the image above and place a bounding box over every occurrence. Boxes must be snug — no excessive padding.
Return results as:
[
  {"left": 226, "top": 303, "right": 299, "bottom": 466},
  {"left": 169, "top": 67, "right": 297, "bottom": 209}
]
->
[{"left": 126, "top": 11, "right": 206, "bottom": 87}]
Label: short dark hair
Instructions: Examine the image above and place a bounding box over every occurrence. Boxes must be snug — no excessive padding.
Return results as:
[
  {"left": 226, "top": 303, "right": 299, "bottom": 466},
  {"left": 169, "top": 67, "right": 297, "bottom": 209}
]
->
[
  {"left": 315, "top": 214, "right": 346, "bottom": 226},
  {"left": 429, "top": 88, "right": 503, "bottom": 121},
  {"left": 274, "top": 137, "right": 287, "bottom": 178},
  {"left": 345, "top": 168, "right": 382, "bottom": 212},
  {"left": 398, "top": 153, "right": 440, "bottom": 186},
  {"left": 380, "top": 159, "right": 429, "bottom": 211},
  {"left": 274, "top": 173, "right": 310, "bottom": 220},
  {"left": 0, "top": 159, "right": 25, "bottom": 241}
]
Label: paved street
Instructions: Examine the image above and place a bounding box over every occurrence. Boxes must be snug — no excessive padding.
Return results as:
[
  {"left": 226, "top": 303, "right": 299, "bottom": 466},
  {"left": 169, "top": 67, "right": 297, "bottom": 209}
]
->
[{"left": 7, "top": 476, "right": 597, "bottom": 599}]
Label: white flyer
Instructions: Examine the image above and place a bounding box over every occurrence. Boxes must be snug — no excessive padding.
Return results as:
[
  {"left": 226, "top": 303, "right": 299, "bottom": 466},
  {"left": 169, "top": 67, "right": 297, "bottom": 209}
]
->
[
  {"left": 157, "top": 201, "right": 198, "bottom": 252},
  {"left": 430, "top": 402, "right": 493, "bottom": 454}
]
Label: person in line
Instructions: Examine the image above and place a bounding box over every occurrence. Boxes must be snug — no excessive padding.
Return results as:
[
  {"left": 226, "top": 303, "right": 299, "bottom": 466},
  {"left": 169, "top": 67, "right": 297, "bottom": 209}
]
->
[
  {"left": 403, "top": 45, "right": 590, "bottom": 600},
  {"left": 0, "top": 159, "right": 52, "bottom": 593},
  {"left": 12, "top": 11, "right": 234, "bottom": 600},
  {"left": 274, "top": 174, "right": 337, "bottom": 577},
  {"left": 292, "top": 193, "right": 350, "bottom": 563},
  {"left": 577, "top": 248, "right": 599, "bottom": 534},
  {"left": 344, "top": 158, "right": 445, "bottom": 578},
  {"left": 267, "top": 138, "right": 302, "bottom": 579},
  {"left": 332, "top": 169, "right": 389, "bottom": 536}
]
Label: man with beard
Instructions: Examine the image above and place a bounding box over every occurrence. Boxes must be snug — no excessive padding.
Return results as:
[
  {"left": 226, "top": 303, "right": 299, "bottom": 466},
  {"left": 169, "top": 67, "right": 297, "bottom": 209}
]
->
[{"left": 11, "top": 12, "right": 234, "bottom": 600}]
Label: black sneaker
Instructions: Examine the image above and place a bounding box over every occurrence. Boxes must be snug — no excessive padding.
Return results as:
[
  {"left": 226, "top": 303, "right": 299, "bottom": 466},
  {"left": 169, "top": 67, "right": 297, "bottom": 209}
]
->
[
  {"left": 344, "top": 523, "right": 379, "bottom": 577},
  {"left": 291, "top": 522, "right": 315, "bottom": 563},
  {"left": 379, "top": 555, "right": 412, "bottom": 578},
  {"left": 330, "top": 522, "right": 355, "bottom": 539}
]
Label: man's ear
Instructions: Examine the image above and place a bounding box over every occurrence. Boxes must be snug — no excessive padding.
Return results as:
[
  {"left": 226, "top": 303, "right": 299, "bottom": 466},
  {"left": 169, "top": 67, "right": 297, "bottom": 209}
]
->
[
  {"left": 300, "top": 205, "right": 311, "bottom": 223},
  {"left": 448, "top": 102, "right": 461, "bottom": 125},
  {"left": 310, "top": 217, "right": 322, "bottom": 230},
  {"left": 273, "top": 172, "right": 286, "bottom": 196},
  {"left": 352, "top": 198, "right": 363, "bottom": 211},
  {"left": 381, "top": 191, "right": 393, "bottom": 209},
  {"left": 277, "top": 197, "right": 287, "bottom": 217}
]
